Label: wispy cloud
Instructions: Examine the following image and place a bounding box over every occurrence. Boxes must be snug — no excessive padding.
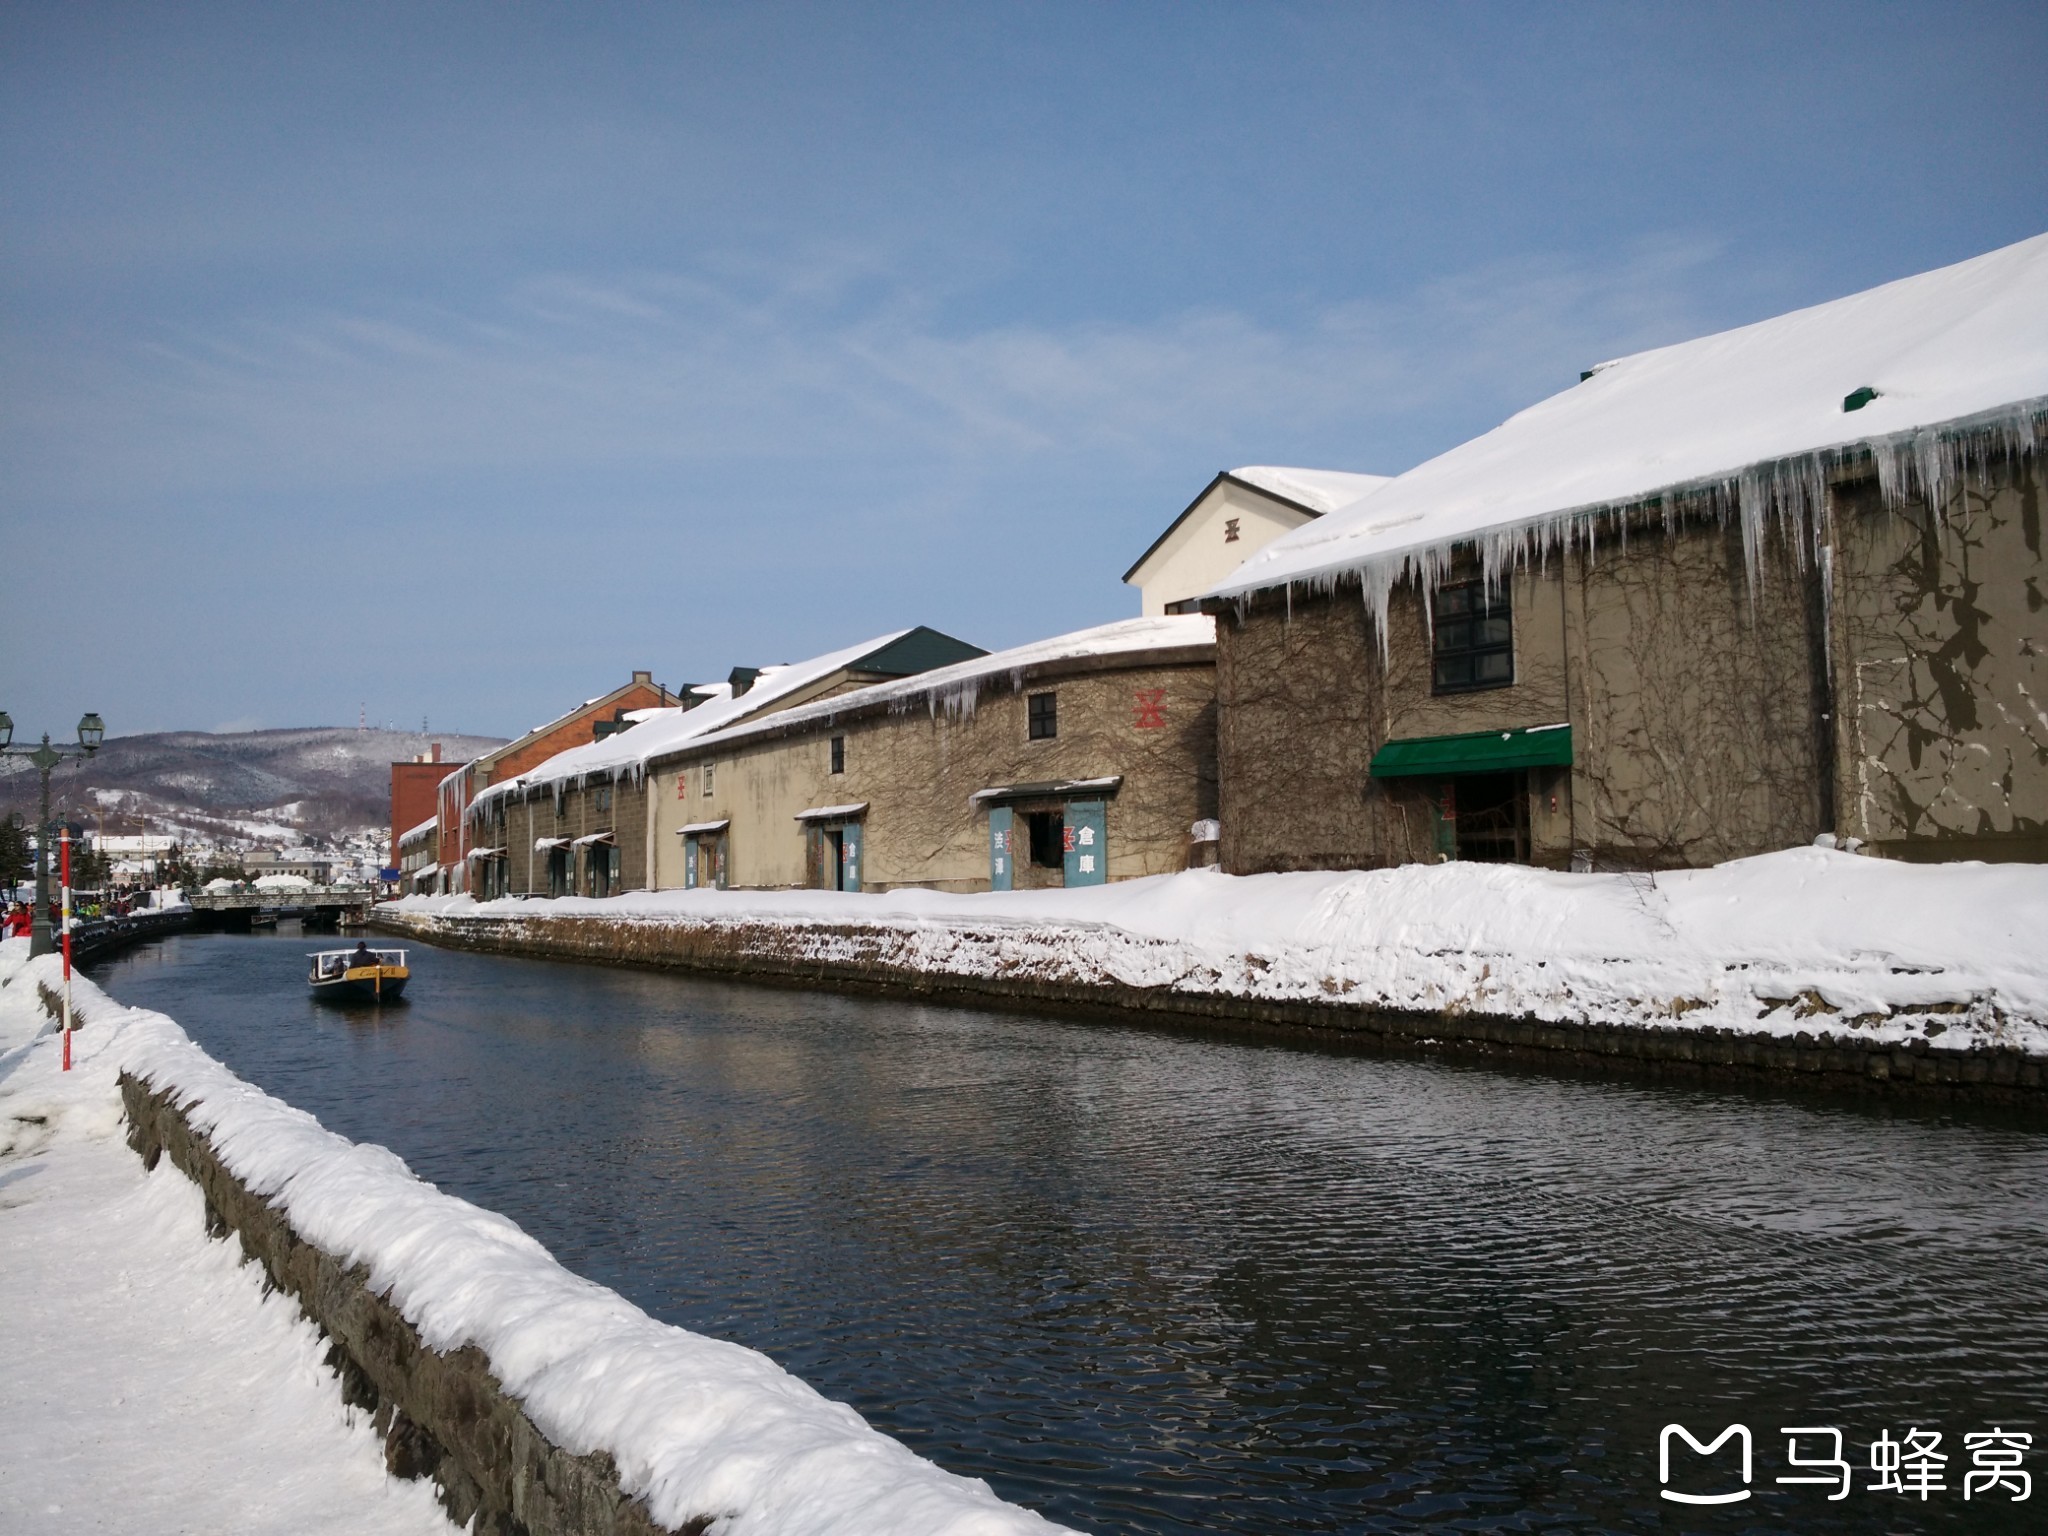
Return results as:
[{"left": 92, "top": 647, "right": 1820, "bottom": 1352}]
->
[{"left": 8, "top": 236, "right": 1733, "bottom": 507}]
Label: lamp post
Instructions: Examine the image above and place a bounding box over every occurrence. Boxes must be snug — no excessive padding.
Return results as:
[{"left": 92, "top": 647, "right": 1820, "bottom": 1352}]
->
[{"left": 0, "top": 711, "right": 106, "bottom": 957}]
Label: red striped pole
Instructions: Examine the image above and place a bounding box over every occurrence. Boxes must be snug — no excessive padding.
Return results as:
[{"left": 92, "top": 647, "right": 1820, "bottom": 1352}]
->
[{"left": 60, "top": 829, "right": 73, "bottom": 1071}]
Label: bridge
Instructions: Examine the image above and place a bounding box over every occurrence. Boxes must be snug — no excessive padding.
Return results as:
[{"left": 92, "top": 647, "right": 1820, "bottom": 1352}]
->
[{"left": 186, "top": 886, "right": 379, "bottom": 930}]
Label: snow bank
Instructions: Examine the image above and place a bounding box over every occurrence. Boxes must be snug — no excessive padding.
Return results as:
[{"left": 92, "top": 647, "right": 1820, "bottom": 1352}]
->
[
  {"left": 1211, "top": 231, "right": 2048, "bottom": 622},
  {"left": 2, "top": 953, "right": 1069, "bottom": 1536},
  {"left": 388, "top": 848, "right": 2048, "bottom": 1055},
  {"left": 253, "top": 873, "right": 315, "bottom": 891},
  {"left": 0, "top": 952, "right": 453, "bottom": 1536}
]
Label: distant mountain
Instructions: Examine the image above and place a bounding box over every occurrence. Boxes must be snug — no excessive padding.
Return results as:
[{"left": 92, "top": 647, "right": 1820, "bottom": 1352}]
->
[{"left": 0, "top": 727, "right": 506, "bottom": 847}]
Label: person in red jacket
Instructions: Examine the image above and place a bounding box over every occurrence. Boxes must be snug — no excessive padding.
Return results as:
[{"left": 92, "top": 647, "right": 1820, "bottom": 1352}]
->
[{"left": 3, "top": 903, "right": 30, "bottom": 940}]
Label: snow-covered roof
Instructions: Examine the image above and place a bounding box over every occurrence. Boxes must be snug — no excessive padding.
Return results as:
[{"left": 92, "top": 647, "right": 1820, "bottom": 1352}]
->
[
  {"left": 1211, "top": 232, "right": 2048, "bottom": 610},
  {"left": 399, "top": 816, "right": 437, "bottom": 844},
  {"left": 666, "top": 616, "right": 1215, "bottom": 757},
  {"left": 469, "top": 630, "right": 919, "bottom": 811},
  {"left": 1227, "top": 465, "right": 1393, "bottom": 515}
]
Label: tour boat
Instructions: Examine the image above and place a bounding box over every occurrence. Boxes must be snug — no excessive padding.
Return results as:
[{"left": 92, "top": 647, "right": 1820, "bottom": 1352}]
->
[{"left": 307, "top": 947, "right": 410, "bottom": 1002}]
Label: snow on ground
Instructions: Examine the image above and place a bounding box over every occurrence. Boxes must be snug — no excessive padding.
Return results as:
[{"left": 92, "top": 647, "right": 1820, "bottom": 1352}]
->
[
  {"left": 0, "top": 940, "right": 1071, "bottom": 1536},
  {"left": 0, "top": 940, "right": 456, "bottom": 1536},
  {"left": 389, "top": 847, "right": 2048, "bottom": 1055}
]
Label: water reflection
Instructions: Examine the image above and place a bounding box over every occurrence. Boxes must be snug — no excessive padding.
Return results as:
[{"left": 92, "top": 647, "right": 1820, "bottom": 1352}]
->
[{"left": 99, "top": 930, "right": 2048, "bottom": 1534}]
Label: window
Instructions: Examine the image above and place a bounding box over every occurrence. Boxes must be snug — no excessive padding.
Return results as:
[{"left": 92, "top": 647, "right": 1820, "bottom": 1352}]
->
[
  {"left": 703, "top": 762, "right": 715, "bottom": 796},
  {"left": 594, "top": 785, "right": 612, "bottom": 813},
  {"left": 1026, "top": 810, "right": 1064, "bottom": 868},
  {"left": 1028, "top": 691, "right": 1058, "bottom": 740},
  {"left": 1432, "top": 582, "right": 1514, "bottom": 693},
  {"left": 830, "top": 735, "right": 845, "bottom": 775}
]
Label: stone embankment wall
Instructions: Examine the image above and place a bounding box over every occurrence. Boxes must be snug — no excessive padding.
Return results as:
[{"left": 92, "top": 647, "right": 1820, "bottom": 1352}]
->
[
  {"left": 115, "top": 1066, "right": 702, "bottom": 1536},
  {"left": 372, "top": 909, "right": 2047, "bottom": 1110},
  {"left": 43, "top": 981, "right": 691, "bottom": 1533}
]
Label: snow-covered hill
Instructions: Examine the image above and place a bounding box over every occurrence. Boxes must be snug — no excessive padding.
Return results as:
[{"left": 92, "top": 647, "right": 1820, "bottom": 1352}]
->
[{"left": 0, "top": 727, "right": 505, "bottom": 844}]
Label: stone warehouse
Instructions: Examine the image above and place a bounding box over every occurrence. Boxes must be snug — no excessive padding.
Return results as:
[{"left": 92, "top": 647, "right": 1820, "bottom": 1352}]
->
[
  {"left": 1204, "top": 233, "right": 2048, "bottom": 872},
  {"left": 642, "top": 617, "right": 1217, "bottom": 894},
  {"left": 467, "top": 628, "right": 985, "bottom": 898}
]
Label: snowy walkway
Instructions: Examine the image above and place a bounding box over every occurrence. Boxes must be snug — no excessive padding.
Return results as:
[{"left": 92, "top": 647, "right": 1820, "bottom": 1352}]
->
[{"left": 0, "top": 936, "right": 456, "bottom": 1535}]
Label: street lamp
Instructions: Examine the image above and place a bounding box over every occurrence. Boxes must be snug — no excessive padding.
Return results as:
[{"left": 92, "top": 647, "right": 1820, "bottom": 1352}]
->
[{"left": 1, "top": 712, "right": 107, "bottom": 956}]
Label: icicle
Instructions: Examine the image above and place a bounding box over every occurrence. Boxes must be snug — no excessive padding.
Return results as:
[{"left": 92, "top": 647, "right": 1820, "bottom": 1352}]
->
[{"left": 1285, "top": 400, "right": 2045, "bottom": 650}]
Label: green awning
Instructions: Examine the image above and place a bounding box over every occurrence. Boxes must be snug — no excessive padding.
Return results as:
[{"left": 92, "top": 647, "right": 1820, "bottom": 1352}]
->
[{"left": 1369, "top": 723, "right": 1572, "bottom": 778}]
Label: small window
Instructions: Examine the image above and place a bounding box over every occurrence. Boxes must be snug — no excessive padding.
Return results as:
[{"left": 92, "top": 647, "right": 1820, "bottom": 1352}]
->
[
  {"left": 1026, "top": 810, "right": 1064, "bottom": 868},
  {"left": 702, "top": 762, "right": 715, "bottom": 796},
  {"left": 1028, "top": 691, "right": 1058, "bottom": 740},
  {"left": 830, "top": 735, "right": 845, "bottom": 775},
  {"left": 1432, "top": 582, "right": 1514, "bottom": 693},
  {"left": 594, "top": 785, "right": 612, "bottom": 813}
]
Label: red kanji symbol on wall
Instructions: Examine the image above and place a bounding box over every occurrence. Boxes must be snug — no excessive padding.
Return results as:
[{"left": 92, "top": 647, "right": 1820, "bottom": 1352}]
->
[
  {"left": 677, "top": 776, "right": 688, "bottom": 799},
  {"left": 1133, "top": 689, "right": 1167, "bottom": 728}
]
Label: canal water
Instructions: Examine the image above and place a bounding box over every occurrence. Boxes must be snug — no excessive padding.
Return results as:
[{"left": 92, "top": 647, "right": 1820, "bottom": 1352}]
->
[{"left": 97, "top": 930, "right": 2046, "bottom": 1534}]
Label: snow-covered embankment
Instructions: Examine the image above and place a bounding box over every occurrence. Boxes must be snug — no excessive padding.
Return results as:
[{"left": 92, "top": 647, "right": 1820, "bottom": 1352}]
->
[
  {"left": 0, "top": 940, "right": 1071, "bottom": 1536},
  {"left": 383, "top": 848, "right": 2048, "bottom": 1099}
]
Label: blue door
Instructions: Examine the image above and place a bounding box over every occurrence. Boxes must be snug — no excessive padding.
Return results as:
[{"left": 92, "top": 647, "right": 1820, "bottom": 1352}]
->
[
  {"left": 987, "top": 806, "right": 1013, "bottom": 891},
  {"left": 684, "top": 836, "right": 699, "bottom": 889},
  {"left": 840, "top": 820, "right": 863, "bottom": 892},
  {"left": 1063, "top": 799, "right": 1107, "bottom": 887}
]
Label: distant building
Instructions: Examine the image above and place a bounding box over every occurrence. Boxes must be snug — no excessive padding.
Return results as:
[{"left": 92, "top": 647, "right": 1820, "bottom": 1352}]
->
[
  {"left": 436, "top": 671, "right": 681, "bottom": 894},
  {"left": 471, "top": 619, "right": 1216, "bottom": 897},
  {"left": 388, "top": 742, "right": 445, "bottom": 872},
  {"left": 1122, "top": 465, "right": 1390, "bottom": 616},
  {"left": 243, "top": 849, "right": 336, "bottom": 883},
  {"left": 396, "top": 817, "right": 437, "bottom": 894},
  {"left": 464, "top": 629, "right": 988, "bottom": 898}
]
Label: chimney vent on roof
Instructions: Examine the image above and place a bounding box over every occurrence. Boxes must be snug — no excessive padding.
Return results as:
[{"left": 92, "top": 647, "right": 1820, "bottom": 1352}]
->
[
  {"left": 729, "top": 666, "right": 760, "bottom": 697},
  {"left": 632, "top": 669, "right": 652, "bottom": 684},
  {"left": 431, "top": 743, "right": 441, "bottom": 762}
]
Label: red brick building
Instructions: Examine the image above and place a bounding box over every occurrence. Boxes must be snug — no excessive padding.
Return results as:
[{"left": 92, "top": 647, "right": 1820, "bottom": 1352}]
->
[
  {"left": 434, "top": 671, "right": 678, "bottom": 892},
  {"left": 387, "top": 743, "right": 446, "bottom": 873}
]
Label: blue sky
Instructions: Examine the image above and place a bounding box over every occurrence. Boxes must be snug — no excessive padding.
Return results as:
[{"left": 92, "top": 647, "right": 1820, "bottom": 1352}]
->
[{"left": 4, "top": 1, "right": 2045, "bottom": 739}]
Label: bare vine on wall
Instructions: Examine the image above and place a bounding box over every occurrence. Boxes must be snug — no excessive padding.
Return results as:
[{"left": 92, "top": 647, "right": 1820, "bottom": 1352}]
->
[
  {"left": 1569, "top": 519, "right": 1822, "bottom": 867},
  {"left": 1840, "top": 461, "right": 2047, "bottom": 847}
]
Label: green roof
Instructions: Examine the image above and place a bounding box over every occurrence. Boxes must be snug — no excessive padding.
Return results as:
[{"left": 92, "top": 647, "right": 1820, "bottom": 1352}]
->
[{"left": 1369, "top": 724, "right": 1572, "bottom": 778}]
